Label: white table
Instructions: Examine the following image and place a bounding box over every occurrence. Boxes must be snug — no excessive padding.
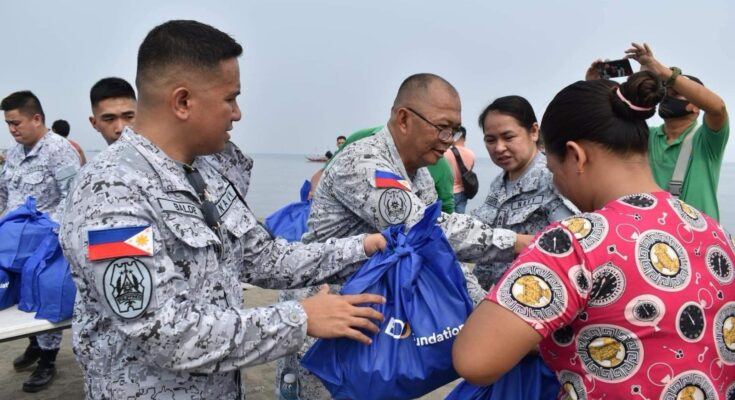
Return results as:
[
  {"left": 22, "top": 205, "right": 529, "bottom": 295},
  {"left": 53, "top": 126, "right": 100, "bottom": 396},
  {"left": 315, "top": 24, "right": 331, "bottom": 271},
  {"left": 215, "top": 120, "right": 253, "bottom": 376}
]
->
[{"left": 0, "top": 306, "right": 71, "bottom": 343}]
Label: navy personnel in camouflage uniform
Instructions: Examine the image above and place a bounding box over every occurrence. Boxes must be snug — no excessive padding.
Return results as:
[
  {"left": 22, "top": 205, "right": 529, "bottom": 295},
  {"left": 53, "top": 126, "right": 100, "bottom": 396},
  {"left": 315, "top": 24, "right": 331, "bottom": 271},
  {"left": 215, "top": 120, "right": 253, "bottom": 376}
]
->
[
  {"left": 278, "top": 74, "right": 534, "bottom": 399},
  {"left": 471, "top": 96, "right": 576, "bottom": 289},
  {"left": 59, "top": 20, "right": 386, "bottom": 400},
  {"left": 1, "top": 90, "right": 80, "bottom": 393}
]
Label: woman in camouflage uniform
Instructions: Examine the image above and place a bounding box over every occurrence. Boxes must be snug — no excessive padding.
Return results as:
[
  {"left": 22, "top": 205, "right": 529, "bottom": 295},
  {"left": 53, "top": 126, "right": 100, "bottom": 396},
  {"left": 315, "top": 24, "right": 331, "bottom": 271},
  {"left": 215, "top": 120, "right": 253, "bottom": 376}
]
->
[{"left": 471, "top": 96, "right": 576, "bottom": 289}]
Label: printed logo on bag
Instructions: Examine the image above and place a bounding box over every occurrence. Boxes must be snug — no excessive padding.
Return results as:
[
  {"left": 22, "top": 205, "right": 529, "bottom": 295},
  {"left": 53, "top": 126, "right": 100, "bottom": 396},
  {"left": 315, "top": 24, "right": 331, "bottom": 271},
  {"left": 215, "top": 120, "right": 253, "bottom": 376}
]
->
[
  {"left": 383, "top": 317, "right": 464, "bottom": 346},
  {"left": 384, "top": 317, "right": 412, "bottom": 339},
  {"left": 379, "top": 189, "right": 412, "bottom": 224},
  {"left": 103, "top": 257, "right": 152, "bottom": 319}
]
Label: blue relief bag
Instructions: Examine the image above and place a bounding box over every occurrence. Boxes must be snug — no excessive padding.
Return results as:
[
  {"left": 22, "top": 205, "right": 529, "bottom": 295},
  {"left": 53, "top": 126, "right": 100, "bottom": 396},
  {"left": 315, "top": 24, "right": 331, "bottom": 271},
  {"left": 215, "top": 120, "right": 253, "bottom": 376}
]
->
[
  {"left": 444, "top": 354, "right": 560, "bottom": 400},
  {"left": 0, "top": 197, "right": 59, "bottom": 273},
  {"left": 18, "top": 233, "right": 75, "bottom": 322},
  {"left": 264, "top": 180, "right": 311, "bottom": 242},
  {"left": 301, "top": 202, "right": 473, "bottom": 400},
  {"left": 0, "top": 268, "right": 20, "bottom": 310}
]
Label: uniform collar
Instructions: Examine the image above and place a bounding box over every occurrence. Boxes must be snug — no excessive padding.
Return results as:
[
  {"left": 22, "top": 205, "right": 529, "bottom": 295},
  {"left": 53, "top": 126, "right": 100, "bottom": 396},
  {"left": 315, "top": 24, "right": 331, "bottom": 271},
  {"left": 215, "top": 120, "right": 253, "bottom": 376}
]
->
[
  {"left": 378, "top": 126, "right": 412, "bottom": 180},
  {"left": 120, "top": 128, "right": 205, "bottom": 198},
  {"left": 501, "top": 151, "right": 546, "bottom": 196},
  {"left": 10, "top": 130, "right": 53, "bottom": 161}
]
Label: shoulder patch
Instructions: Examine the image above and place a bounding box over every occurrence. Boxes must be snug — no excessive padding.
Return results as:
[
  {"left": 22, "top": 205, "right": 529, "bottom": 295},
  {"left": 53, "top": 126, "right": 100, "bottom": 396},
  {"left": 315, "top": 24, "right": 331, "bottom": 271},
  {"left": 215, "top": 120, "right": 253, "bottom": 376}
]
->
[
  {"left": 103, "top": 257, "right": 153, "bottom": 319},
  {"left": 374, "top": 170, "right": 411, "bottom": 191},
  {"left": 88, "top": 225, "right": 154, "bottom": 261},
  {"left": 379, "top": 188, "right": 412, "bottom": 224}
]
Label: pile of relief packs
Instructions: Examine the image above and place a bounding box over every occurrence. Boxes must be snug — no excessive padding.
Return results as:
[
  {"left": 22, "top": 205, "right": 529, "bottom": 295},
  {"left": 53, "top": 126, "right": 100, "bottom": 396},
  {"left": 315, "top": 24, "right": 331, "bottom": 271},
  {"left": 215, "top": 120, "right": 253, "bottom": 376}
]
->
[{"left": 0, "top": 196, "right": 75, "bottom": 322}]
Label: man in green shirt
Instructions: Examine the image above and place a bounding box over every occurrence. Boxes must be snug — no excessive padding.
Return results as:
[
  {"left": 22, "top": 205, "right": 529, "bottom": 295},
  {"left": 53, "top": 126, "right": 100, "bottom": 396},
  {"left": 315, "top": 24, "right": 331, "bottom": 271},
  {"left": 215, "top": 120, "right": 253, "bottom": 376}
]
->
[
  {"left": 587, "top": 43, "right": 729, "bottom": 220},
  {"left": 320, "top": 125, "right": 456, "bottom": 213}
]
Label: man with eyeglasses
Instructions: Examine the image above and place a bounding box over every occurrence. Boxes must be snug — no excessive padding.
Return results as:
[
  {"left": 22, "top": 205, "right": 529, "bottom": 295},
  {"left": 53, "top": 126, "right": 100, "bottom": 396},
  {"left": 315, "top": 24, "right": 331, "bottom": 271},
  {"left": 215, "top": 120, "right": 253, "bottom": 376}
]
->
[
  {"left": 278, "top": 73, "right": 533, "bottom": 398},
  {"left": 59, "top": 20, "right": 387, "bottom": 400}
]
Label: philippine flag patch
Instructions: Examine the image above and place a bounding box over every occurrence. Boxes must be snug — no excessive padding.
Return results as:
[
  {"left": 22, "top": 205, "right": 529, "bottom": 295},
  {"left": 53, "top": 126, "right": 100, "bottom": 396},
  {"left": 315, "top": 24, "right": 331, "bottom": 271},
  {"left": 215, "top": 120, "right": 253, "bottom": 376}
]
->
[
  {"left": 88, "top": 225, "right": 154, "bottom": 261},
  {"left": 374, "top": 170, "right": 411, "bottom": 191}
]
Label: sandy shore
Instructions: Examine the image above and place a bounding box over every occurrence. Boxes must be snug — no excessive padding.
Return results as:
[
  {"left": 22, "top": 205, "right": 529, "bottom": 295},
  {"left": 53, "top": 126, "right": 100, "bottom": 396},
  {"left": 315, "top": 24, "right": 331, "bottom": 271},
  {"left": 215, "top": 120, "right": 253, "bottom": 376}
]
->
[{"left": 0, "top": 286, "right": 457, "bottom": 399}]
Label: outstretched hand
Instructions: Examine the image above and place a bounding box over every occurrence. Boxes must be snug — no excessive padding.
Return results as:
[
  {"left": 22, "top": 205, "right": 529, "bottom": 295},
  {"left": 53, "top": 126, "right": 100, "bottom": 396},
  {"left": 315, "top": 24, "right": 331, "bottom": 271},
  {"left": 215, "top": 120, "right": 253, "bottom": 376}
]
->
[
  {"left": 301, "top": 285, "right": 385, "bottom": 344},
  {"left": 625, "top": 42, "right": 665, "bottom": 75}
]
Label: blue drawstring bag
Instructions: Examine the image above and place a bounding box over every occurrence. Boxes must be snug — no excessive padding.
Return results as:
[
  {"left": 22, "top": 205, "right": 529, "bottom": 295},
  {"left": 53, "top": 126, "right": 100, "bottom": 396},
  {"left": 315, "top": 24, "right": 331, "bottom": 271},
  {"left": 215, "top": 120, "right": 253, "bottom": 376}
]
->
[
  {"left": 301, "top": 202, "right": 473, "bottom": 400},
  {"left": 264, "top": 180, "right": 311, "bottom": 242},
  {"left": 0, "top": 196, "right": 58, "bottom": 273},
  {"left": 18, "top": 233, "right": 75, "bottom": 322},
  {"left": 34, "top": 234, "right": 76, "bottom": 322},
  {"left": 0, "top": 268, "right": 20, "bottom": 310},
  {"left": 444, "top": 354, "right": 560, "bottom": 400}
]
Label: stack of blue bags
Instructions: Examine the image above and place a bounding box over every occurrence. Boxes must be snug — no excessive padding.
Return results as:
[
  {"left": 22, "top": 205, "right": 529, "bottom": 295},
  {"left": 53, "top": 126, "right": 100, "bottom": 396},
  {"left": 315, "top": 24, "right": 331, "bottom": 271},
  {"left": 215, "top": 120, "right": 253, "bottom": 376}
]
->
[
  {"left": 265, "top": 180, "right": 312, "bottom": 242},
  {"left": 0, "top": 197, "right": 76, "bottom": 322}
]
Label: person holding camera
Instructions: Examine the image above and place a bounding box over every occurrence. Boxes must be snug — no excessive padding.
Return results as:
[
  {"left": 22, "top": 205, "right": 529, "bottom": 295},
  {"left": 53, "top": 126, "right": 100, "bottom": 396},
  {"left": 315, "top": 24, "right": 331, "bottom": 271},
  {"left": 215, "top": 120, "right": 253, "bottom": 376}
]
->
[{"left": 586, "top": 42, "right": 729, "bottom": 221}]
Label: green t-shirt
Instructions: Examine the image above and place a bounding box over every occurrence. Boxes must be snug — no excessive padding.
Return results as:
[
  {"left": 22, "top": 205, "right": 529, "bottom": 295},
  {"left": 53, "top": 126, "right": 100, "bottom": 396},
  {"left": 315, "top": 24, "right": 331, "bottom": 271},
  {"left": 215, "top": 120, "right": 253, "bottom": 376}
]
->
[
  {"left": 648, "top": 118, "right": 729, "bottom": 220},
  {"left": 331, "top": 126, "right": 455, "bottom": 213}
]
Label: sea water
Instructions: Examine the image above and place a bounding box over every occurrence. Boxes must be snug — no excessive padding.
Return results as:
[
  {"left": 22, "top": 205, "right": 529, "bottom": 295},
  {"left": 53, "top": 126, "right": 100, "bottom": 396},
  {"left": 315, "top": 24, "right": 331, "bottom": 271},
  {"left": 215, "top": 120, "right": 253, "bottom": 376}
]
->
[{"left": 83, "top": 151, "right": 735, "bottom": 231}]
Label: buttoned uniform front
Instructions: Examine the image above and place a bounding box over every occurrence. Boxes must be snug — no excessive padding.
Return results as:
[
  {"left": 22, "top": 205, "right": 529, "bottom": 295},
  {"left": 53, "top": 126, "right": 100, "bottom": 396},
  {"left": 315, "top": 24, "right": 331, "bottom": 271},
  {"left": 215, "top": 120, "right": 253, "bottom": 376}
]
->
[
  {"left": 471, "top": 152, "right": 576, "bottom": 289},
  {"left": 278, "top": 126, "right": 518, "bottom": 399},
  {"left": 59, "top": 128, "right": 371, "bottom": 400},
  {"left": 0, "top": 130, "right": 79, "bottom": 351}
]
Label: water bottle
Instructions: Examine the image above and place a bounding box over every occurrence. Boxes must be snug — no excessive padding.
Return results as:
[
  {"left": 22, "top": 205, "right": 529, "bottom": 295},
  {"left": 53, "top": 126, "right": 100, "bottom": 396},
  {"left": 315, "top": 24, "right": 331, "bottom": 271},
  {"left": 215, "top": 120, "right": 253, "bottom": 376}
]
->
[{"left": 279, "top": 371, "right": 299, "bottom": 400}]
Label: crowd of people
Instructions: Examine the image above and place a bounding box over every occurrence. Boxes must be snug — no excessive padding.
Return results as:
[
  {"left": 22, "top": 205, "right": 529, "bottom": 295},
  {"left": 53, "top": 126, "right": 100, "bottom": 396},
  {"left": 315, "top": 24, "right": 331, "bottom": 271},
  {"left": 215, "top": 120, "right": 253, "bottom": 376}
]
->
[{"left": 1, "top": 19, "right": 733, "bottom": 400}]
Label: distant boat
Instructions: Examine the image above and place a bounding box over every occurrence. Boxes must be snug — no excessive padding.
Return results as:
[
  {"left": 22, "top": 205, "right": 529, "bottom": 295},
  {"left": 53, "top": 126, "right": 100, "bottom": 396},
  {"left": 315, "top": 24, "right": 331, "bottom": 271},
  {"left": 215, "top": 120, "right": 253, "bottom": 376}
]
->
[{"left": 306, "top": 154, "right": 329, "bottom": 162}]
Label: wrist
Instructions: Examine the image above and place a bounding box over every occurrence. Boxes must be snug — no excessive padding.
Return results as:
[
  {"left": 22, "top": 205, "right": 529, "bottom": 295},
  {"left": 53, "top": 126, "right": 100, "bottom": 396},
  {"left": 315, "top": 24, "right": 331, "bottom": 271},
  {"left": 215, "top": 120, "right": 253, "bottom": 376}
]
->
[{"left": 663, "top": 66, "right": 681, "bottom": 87}]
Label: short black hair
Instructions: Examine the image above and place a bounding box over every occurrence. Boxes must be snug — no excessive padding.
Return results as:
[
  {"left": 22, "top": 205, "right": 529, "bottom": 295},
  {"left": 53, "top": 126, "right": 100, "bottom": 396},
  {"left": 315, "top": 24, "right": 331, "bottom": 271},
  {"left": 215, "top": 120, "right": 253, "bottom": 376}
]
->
[
  {"left": 90, "top": 77, "right": 136, "bottom": 108},
  {"left": 1, "top": 91, "right": 45, "bottom": 122},
  {"left": 136, "top": 20, "right": 243, "bottom": 89},
  {"left": 337, "top": 135, "right": 347, "bottom": 141},
  {"left": 478, "top": 95, "right": 537, "bottom": 131},
  {"left": 52, "top": 119, "right": 70, "bottom": 137},
  {"left": 541, "top": 71, "right": 665, "bottom": 159},
  {"left": 393, "top": 73, "right": 458, "bottom": 107}
]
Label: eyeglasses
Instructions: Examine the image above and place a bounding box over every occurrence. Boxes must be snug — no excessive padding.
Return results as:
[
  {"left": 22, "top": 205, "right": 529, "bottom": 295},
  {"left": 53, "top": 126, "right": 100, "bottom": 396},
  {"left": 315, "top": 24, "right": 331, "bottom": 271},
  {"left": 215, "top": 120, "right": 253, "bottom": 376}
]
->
[
  {"left": 183, "top": 165, "right": 222, "bottom": 231},
  {"left": 405, "top": 107, "right": 464, "bottom": 143}
]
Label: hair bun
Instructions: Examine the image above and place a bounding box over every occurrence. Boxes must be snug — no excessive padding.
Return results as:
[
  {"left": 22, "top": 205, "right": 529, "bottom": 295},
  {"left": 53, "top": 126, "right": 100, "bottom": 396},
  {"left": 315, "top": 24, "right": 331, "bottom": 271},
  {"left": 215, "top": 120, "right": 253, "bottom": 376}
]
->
[{"left": 610, "top": 71, "right": 665, "bottom": 121}]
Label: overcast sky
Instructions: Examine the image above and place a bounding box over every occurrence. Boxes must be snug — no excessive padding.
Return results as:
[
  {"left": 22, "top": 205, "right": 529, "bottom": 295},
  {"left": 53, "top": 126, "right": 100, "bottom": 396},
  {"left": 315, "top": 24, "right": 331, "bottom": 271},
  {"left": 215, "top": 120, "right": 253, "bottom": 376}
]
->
[{"left": 1, "top": 0, "right": 733, "bottom": 161}]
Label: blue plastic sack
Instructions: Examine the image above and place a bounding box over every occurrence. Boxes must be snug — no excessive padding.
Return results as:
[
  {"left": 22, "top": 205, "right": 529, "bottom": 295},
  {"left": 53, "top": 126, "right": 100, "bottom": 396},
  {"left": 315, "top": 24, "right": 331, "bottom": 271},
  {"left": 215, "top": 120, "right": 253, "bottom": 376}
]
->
[
  {"left": 444, "top": 354, "right": 560, "bottom": 400},
  {"left": 0, "top": 268, "right": 20, "bottom": 310},
  {"left": 0, "top": 196, "right": 58, "bottom": 273},
  {"left": 34, "top": 234, "right": 76, "bottom": 322},
  {"left": 18, "top": 233, "right": 75, "bottom": 322},
  {"left": 301, "top": 202, "right": 473, "bottom": 400},
  {"left": 264, "top": 180, "right": 311, "bottom": 242}
]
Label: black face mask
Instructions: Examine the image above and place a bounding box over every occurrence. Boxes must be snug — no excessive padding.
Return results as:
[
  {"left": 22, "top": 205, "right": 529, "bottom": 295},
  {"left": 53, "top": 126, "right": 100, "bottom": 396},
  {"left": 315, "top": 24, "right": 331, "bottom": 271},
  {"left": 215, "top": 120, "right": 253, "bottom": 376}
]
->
[{"left": 658, "top": 96, "right": 693, "bottom": 119}]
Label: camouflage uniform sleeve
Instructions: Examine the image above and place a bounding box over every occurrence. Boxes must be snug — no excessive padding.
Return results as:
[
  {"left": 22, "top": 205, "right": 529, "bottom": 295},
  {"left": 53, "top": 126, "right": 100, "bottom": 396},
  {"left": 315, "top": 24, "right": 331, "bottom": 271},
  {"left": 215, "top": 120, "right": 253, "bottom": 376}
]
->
[
  {"left": 0, "top": 162, "right": 7, "bottom": 215},
  {"left": 327, "top": 155, "right": 517, "bottom": 265},
  {"left": 50, "top": 143, "right": 80, "bottom": 223},
  {"left": 60, "top": 173, "right": 324, "bottom": 373},
  {"left": 239, "top": 222, "right": 369, "bottom": 289}
]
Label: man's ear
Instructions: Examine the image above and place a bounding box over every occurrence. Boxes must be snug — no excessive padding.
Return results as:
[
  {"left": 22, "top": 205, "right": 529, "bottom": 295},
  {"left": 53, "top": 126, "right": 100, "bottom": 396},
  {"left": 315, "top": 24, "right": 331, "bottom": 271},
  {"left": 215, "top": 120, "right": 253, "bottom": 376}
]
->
[
  {"left": 171, "top": 86, "right": 192, "bottom": 121},
  {"left": 88, "top": 116, "right": 98, "bottom": 131}
]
